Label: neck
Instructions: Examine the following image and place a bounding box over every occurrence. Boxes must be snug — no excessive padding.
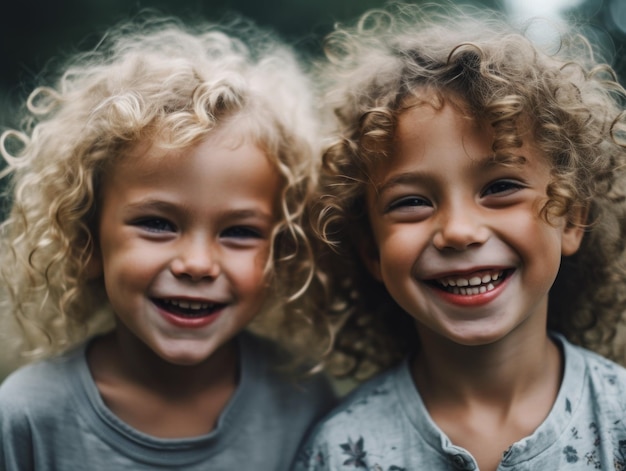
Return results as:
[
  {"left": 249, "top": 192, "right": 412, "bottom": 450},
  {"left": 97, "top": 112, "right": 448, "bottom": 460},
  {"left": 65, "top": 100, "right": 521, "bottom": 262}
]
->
[
  {"left": 87, "top": 328, "right": 240, "bottom": 438},
  {"left": 412, "top": 328, "right": 562, "bottom": 408},
  {"left": 89, "top": 328, "right": 239, "bottom": 399},
  {"left": 411, "top": 323, "right": 564, "bottom": 471}
]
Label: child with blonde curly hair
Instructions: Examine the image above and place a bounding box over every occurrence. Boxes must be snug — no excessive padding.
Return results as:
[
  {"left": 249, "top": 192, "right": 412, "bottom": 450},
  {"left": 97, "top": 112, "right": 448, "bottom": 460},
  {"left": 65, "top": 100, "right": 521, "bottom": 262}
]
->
[
  {"left": 294, "top": 3, "right": 626, "bottom": 470},
  {"left": 0, "top": 14, "right": 336, "bottom": 470}
]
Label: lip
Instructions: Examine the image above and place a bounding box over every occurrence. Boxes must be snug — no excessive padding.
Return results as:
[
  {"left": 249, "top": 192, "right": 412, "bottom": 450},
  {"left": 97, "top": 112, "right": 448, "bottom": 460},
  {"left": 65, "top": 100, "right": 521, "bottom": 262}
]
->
[
  {"left": 425, "top": 268, "right": 513, "bottom": 307},
  {"left": 152, "top": 298, "right": 226, "bottom": 329}
]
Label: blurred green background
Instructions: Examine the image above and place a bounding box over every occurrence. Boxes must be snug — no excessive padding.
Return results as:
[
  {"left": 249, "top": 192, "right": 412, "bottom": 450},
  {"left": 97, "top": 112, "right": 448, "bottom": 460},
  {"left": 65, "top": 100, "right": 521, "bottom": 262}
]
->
[
  {"left": 0, "top": 0, "right": 624, "bottom": 379},
  {"left": 1, "top": 0, "right": 625, "bottom": 130}
]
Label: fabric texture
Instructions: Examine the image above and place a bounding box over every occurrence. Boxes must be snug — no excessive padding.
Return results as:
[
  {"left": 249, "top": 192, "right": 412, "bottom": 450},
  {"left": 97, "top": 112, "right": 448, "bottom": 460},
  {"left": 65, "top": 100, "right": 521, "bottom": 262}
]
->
[
  {"left": 0, "top": 331, "right": 336, "bottom": 470},
  {"left": 292, "top": 334, "right": 626, "bottom": 471}
]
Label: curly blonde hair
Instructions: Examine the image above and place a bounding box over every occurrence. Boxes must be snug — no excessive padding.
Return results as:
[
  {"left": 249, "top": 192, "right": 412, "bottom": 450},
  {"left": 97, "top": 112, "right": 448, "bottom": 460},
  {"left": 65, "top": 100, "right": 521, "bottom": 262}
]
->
[
  {"left": 0, "top": 14, "right": 331, "bottom": 364},
  {"left": 312, "top": 3, "right": 626, "bottom": 380}
]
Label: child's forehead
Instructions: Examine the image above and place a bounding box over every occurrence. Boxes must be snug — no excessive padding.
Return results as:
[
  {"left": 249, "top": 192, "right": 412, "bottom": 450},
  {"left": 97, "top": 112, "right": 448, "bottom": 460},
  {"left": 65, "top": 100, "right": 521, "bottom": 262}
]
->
[
  {"left": 123, "top": 124, "right": 268, "bottom": 164},
  {"left": 393, "top": 93, "right": 490, "bottom": 152},
  {"left": 399, "top": 88, "right": 474, "bottom": 122},
  {"left": 390, "top": 88, "right": 538, "bottom": 159},
  {"left": 363, "top": 94, "right": 548, "bottom": 188},
  {"left": 101, "top": 128, "right": 279, "bottom": 191}
]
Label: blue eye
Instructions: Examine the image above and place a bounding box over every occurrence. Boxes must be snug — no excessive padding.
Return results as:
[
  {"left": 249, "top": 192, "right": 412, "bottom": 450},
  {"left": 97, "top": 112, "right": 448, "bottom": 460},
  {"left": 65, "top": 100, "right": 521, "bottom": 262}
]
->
[
  {"left": 135, "top": 218, "right": 176, "bottom": 233},
  {"left": 482, "top": 180, "right": 523, "bottom": 196},
  {"left": 221, "top": 226, "right": 263, "bottom": 239}
]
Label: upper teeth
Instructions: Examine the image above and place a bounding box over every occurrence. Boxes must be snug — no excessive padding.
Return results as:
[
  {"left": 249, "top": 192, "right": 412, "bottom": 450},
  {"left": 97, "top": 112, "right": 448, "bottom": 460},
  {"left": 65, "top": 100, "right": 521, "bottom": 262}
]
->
[
  {"left": 167, "top": 300, "right": 211, "bottom": 310},
  {"left": 439, "top": 271, "right": 503, "bottom": 288}
]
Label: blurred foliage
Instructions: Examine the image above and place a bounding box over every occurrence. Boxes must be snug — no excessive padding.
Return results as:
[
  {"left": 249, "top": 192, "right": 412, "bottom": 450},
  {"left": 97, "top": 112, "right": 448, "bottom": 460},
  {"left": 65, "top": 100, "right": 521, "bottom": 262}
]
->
[
  {"left": 573, "top": 0, "right": 626, "bottom": 85},
  {"left": 0, "top": 0, "right": 624, "bottom": 182},
  {"left": 0, "top": 0, "right": 624, "bottom": 126},
  {"left": 0, "top": 0, "right": 505, "bottom": 124}
]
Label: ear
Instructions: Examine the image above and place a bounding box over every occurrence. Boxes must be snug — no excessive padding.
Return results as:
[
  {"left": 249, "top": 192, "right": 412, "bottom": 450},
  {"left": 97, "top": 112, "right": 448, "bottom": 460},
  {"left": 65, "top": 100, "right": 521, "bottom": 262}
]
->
[
  {"left": 358, "top": 233, "right": 383, "bottom": 282},
  {"left": 561, "top": 204, "right": 588, "bottom": 256}
]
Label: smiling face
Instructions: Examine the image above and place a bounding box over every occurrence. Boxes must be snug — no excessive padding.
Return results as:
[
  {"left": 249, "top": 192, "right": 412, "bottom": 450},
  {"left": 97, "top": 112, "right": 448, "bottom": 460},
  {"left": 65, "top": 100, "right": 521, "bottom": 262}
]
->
[
  {"left": 363, "top": 95, "right": 584, "bottom": 347},
  {"left": 93, "top": 127, "right": 281, "bottom": 365}
]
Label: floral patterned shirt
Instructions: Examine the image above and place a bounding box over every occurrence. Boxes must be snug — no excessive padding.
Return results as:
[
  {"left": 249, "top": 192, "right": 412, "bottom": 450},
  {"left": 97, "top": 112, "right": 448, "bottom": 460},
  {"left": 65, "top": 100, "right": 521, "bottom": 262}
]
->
[{"left": 292, "top": 335, "right": 626, "bottom": 470}]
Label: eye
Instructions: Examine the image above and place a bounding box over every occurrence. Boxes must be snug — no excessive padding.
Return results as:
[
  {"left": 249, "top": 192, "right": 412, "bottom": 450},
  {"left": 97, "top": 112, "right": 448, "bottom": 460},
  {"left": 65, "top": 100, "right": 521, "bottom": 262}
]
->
[
  {"left": 482, "top": 180, "right": 524, "bottom": 197},
  {"left": 133, "top": 217, "right": 176, "bottom": 233},
  {"left": 387, "top": 196, "right": 432, "bottom": 212},
  {"left": 221, "top": 226, "right": 263, "bottom": 239}
]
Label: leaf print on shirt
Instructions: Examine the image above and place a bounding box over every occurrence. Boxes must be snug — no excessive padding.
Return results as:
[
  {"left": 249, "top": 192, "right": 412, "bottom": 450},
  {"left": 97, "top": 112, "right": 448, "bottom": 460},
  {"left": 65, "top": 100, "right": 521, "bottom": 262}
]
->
[
  {"left": 584, "top": 450, "right": 601, "bottom": 469},
  {"left": 583, "top": 422, "right": 602, "bottom": 468},
  {"left": 619, "top": 439, "right": 626, "bottom": 459},
  {"left": 313, "top": 450, "right": 326, "bottom": 469},
  {"left": 563, "top": 445, "right": 579, "bottom": 463},
  {"left": 371, "top": 465, "right": 406, "bottom": 471},
  {"left": 340, "top": 436, "right": 367, "bottom": 468},
  {"left": 615, "top": 439, "right": 626, "bottom": 470},
  {"left": 293, "top": 442, "right": 330, "bottom": 471}
]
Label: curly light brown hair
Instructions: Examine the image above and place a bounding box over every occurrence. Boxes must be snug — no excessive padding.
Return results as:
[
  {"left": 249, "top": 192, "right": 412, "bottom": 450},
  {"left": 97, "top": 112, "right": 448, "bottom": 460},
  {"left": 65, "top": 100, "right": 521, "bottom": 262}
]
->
[
  {"left": 0, "top": 14, "right": 332, "bottom": 365},
  {"left": 312, "top": 2, "right": 626, "bottom": 380}
]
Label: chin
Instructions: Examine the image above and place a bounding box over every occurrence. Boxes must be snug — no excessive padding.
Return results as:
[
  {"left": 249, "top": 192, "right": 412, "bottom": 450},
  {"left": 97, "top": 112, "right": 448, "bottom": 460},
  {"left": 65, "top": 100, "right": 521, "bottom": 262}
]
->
[
  {"left": 155, "top": 346, "right": 215, "bottom": 366},
  {"left": 443, "top": 325, "right": 512, "bottom": 348},
  {"left": 167, "top": 356, "right": 209, "bottom": 366}
]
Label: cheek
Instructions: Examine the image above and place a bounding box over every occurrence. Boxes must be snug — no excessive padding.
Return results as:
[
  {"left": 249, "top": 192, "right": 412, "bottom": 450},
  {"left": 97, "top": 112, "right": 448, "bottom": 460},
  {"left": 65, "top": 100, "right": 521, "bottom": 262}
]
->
[
  {"left": 233, "top": 249, "right": 271, "bottom": 297},
  {"left": 100, "top": 241, "right": 161, "bottom": 292},
  {"left": 530, "top": 224, "right": 565, "bottom": 274},
  {"left": 506, "top": 209, "right": 563, "bottom": 252},
  {"left": 499, "top": 210, "right": 564, "bottom": 282},
  {"left": 378, "top": 226, "right": 428, "bottom": 269},
  {"left": 377, "top": 230, "right": 428, "bottom": 304}
]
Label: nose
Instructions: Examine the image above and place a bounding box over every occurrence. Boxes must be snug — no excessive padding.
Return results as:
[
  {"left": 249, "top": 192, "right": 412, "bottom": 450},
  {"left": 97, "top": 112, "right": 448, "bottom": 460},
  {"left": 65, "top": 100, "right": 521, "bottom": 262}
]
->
[
  {"left": 170, "top": 236, "right": 220, "bottom": 281},
  {"left": 432, "top": 201, "right": 489, "bottom": 251}
]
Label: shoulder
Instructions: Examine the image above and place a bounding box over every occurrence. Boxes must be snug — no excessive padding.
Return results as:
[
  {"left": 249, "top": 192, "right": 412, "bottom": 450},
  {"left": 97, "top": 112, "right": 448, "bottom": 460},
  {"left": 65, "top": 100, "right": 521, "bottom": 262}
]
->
[
  {"left": 0, "top": 344, "right": 85, "bottom": 420},
  {"left": 565, "top": 338, "right": 626, "bottom": 388},
  {"left": 551, "top": 338, "right": 626, "bottom": 468},
  {"left": 238, "top": 331, "right": 337, "bottom": 409},
  {"left": 239, "top": 330, "right": 291, "bottom": 366},
  {"left": 561, "top": 337, "right": 626, "bottom": 415},
  {"left": 211, "top": 334, "right": 337, "bottom": 469},
  {"left": 322, "top": 361, "right": 405, "bottom": 422},
  {"left": 293, "top": 363, "right": 407, "bottom": 468}
]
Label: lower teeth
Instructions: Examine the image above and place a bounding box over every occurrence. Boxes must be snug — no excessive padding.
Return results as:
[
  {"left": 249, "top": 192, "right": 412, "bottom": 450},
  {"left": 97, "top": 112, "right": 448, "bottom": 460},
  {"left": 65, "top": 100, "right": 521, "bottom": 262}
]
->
[
  {"left": 155, "top": 299, "right": 219, "bottom": 317},
  {"left": 448, "top": 283, "right": 496, "bottom": 295}
]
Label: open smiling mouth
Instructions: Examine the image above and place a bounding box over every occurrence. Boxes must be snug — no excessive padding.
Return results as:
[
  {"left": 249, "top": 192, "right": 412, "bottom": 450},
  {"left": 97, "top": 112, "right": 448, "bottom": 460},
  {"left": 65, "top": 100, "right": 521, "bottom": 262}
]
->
[
  {"left": 152, "top": 298, "right": 227, "bottom": 318},
  {"left": 429, "top": 269, "right": 511, "bottom": 295}
]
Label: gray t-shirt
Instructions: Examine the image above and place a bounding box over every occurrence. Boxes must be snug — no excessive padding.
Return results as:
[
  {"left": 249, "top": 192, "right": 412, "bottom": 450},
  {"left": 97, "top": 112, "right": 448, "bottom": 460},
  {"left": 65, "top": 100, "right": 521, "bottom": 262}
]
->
[
  {"left": 0, "top": 332, "right": 336, "bottom": 470},
  {"left": 293, "top": 334, "right": 626, "bottom": 470}
]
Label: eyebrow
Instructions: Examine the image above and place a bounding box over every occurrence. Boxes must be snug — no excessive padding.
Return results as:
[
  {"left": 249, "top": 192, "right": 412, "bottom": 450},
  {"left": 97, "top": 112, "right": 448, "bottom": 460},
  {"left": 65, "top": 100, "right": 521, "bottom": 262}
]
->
[
  {"left": 124, "top": 199, "right": 178, "bottom": 213},
  {"left": 224, "top": 208, "right": 276, "bottom": 222},
  {"left": 124, "top": 199, "right": 275, "bottom": 221},
  {"left": 375, "top": 154, "right": 502, "bottom": 196}
]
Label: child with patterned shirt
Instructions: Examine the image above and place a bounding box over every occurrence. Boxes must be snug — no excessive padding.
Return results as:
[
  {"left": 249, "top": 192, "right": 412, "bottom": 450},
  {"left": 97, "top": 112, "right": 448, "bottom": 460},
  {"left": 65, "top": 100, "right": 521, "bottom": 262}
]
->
[
  {"left": 294, "top": 3, "right": 626, "bottom": 470},
  {"left": 0, "top": 14, "right": 335, "bottom": 470}
]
